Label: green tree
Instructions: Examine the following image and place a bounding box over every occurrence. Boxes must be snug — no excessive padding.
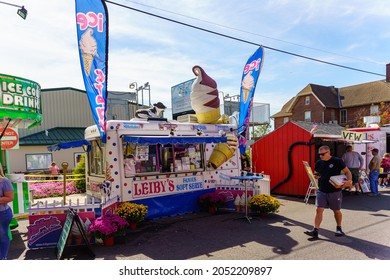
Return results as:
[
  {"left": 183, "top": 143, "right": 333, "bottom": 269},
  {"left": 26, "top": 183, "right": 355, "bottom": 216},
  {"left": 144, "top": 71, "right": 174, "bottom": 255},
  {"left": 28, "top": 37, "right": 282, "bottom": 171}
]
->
[
  {"left": 253, "top": 123, "right": 271, "bottom": 139},
  {"left": 72, "top": 154, "right": 86, "bottom": 192}
]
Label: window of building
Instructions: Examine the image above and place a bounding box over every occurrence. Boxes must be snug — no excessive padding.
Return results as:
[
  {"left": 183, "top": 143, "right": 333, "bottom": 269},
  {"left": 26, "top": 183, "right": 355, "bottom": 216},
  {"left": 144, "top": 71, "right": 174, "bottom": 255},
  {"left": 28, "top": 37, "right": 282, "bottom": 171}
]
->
[
  {"left": 304, "top": 111, "right": 311, "bottom": 122},
  {"left": 340, "top": 109, "right": 347, "bottom": 124},
  {"left": 305, "top": 96, "right": 310, "bottom": 105},
  {"left": 283, "top": 117, "right": 289, "bottom": 124},
  {"left": 26, "top": 153, "right": 53, "bottom": 171},
  {"left": 370, "top": 105, "right": 379, "bottom": 115},
  {"left": 331, "top": 110, "right": 335, "bottom": 121}
]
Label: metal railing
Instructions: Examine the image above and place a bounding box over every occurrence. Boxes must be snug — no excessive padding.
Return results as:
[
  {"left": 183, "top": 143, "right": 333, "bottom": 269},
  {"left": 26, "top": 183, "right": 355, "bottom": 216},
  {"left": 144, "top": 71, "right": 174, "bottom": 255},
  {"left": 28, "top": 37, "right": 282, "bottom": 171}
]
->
[{"left": 24, "top": 173, "right": 85, "bottom": 183}]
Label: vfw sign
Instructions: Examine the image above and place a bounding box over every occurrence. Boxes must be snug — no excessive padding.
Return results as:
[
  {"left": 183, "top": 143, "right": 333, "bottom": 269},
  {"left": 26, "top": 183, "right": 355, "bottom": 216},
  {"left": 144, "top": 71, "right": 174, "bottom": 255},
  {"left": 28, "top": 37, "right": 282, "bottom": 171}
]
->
[
  {"left": 0, "top": 127, "right": 19, "bottom": 149},
  {"left": 341, "top": 130, "right": 364, "bottom": 142}
]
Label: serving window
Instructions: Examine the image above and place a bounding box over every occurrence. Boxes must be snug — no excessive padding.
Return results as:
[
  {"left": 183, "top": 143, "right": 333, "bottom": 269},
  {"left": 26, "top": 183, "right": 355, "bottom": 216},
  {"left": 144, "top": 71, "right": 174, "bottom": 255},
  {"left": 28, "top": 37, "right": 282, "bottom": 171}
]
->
[
  {"left": 88, "top": 139, "right": 105, "bottom": 176},
  {"left": 123, "top": 140, "right": 204, "bottom": 176}
]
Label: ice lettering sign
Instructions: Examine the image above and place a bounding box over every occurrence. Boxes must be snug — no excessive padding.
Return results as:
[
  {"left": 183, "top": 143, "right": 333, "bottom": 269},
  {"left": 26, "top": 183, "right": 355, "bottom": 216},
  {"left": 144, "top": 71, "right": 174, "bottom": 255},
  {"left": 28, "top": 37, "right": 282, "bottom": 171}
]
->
[
  {"left": 75, "top": 0, "right": 109, "bottom": 142},
  {"left": 238, "top": 47, "right": 264, "bottom": 154},
  {"left": 0, "top": 74, "right": 42, "bottom": 129}
]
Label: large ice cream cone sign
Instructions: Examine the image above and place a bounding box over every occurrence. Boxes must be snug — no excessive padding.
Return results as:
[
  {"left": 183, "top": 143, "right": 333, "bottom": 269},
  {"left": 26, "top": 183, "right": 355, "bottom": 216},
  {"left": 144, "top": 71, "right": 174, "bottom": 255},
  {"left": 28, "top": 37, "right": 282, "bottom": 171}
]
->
[
  {"left": 190, "top": 66, "right": 221, "bottom": 124},
  {"left": 208, "top": 134, "right": 238, "bottom": 169},
  {"left": 79, "top": 28, "right": 97, "bottom": 76}
]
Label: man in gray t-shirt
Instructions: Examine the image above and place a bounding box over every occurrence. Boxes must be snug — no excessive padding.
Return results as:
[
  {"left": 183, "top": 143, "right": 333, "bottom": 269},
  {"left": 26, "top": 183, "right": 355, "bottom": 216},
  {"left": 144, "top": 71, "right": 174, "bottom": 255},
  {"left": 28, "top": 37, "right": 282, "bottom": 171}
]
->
[{"left": 342, "top": 145, "right": 364, "bottom": 194}]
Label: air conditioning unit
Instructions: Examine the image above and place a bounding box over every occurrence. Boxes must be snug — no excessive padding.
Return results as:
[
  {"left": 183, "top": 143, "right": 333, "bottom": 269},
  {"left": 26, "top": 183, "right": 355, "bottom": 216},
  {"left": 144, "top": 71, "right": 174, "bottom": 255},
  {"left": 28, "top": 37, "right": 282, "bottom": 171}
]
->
[
  {"left": 329, "top": 120, "right": 338, "bottom": 124},
  {"left": 363, "top": 116, "right": 380, "bottom": 126}
]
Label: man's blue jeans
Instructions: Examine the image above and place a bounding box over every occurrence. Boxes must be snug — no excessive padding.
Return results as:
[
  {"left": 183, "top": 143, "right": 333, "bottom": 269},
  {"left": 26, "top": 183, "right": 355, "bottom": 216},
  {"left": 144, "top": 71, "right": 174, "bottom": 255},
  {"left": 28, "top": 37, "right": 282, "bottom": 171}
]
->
[{"left": 369, "top": 170, "right": 380, "bottom": 195}]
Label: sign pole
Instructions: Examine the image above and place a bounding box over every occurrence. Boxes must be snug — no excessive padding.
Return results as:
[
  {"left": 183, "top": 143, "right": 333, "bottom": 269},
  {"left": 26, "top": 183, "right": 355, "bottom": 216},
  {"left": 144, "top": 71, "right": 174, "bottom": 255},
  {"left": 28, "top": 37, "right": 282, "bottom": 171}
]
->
[{"left": 62, "top": 162, "right": 69, "bottom": 205}]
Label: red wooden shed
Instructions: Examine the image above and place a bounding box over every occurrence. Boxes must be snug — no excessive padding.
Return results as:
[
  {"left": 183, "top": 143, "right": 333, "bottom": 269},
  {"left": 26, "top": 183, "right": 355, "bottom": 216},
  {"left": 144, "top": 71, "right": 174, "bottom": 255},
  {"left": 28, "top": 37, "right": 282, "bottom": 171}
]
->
[{"left": 251, "top": 121, "right": 346, "bottom": 196}]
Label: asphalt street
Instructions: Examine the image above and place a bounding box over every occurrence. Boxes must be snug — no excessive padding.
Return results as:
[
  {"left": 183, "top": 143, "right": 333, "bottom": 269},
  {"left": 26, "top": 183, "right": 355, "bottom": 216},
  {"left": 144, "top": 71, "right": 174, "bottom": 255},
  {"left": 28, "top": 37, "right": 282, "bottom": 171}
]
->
[{"left": 7, "top": 187, "right": 390, "bottom": 260}]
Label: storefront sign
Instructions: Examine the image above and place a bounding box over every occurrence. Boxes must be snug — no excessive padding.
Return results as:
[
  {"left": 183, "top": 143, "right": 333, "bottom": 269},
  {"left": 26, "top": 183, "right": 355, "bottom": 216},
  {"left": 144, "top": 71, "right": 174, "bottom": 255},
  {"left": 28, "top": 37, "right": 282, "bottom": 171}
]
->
[
  {"left": 0, "top": 73, "right": 42, "bottom": 128},
  {"left": 132, "top": 175, "right": 204, "bottom": 198},
  {"left": 341, "top": 130, "right": 364, "bottom": 142},
  {"left": 28, "top": 212, "right": 95, "bottom": 249}
]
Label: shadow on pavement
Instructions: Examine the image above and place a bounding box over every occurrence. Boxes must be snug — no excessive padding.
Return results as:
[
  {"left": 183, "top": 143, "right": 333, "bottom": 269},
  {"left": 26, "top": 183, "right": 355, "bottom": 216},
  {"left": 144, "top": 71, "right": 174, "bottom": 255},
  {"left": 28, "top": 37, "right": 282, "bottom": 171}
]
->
[{"left": 8, "top": 190, "right": 390, "bottom": 260}]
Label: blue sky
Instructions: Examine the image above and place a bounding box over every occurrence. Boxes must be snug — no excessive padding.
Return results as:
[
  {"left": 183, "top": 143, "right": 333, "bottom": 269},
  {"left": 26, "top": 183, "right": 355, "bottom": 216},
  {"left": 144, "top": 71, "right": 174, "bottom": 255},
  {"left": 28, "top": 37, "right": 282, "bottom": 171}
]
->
[{"left": 1, "top": 0, "right": 389, "bottom": 120}]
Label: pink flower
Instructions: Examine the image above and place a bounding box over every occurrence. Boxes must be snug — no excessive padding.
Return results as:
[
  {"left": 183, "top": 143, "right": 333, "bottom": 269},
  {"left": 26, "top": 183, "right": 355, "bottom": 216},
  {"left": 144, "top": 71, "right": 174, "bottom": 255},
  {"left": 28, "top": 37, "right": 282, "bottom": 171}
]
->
[
  {"left": 29, "top": 182, "right": 78, "bottom": 198},
  {"left": 88, "top": 212, "right": 129, "bottom": 239}
]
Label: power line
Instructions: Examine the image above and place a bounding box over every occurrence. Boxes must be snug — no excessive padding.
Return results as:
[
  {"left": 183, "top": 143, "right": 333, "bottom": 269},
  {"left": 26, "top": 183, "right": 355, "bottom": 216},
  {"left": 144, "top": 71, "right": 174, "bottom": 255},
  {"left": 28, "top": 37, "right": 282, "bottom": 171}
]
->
[
  {"left": 105, "top": 0, "right": 385, "bottom": 78},
  {"left": 121, "top": 0, "right": 381, "bottom": 66}
]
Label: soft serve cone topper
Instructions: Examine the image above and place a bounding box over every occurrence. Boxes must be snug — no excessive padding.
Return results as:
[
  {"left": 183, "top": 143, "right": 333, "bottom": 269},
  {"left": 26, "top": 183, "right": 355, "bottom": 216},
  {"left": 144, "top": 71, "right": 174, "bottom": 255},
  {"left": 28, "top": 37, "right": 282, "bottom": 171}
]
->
[{"left": 190, "top": 66, "right": 221, "bottom": 124}]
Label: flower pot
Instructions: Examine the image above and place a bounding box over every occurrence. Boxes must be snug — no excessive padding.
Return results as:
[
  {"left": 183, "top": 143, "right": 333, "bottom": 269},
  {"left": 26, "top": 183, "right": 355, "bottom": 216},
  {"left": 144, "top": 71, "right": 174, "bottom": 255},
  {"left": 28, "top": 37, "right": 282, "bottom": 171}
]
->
[
  {"left": 115, "top": 232, "right": 127, "bottom": 244},
  {"left": 103, "top": 236, "right": 115, "bottom": 246},
  {"left": 252, "top": 211, "right": 269, "bottom": 217},
  {"left": 129, "top": 222, "right": 137, "bottom": 230},
  {"left": 208, "top": 206, "right": 217, "bottom": 214}
]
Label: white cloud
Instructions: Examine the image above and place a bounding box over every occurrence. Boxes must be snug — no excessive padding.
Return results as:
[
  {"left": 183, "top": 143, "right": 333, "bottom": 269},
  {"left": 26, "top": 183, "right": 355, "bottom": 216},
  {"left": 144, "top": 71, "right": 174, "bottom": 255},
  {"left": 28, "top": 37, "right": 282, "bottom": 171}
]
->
[{"left": 1, "top": 0, "right": 388, "bottom": 122}]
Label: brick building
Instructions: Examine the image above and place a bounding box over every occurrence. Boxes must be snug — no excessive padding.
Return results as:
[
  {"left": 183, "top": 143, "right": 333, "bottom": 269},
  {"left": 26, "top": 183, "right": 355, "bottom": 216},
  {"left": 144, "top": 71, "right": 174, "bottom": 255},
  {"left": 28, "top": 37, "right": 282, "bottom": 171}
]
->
[{"left": 272, "top": 64, "right": 390, "bottom": 129}]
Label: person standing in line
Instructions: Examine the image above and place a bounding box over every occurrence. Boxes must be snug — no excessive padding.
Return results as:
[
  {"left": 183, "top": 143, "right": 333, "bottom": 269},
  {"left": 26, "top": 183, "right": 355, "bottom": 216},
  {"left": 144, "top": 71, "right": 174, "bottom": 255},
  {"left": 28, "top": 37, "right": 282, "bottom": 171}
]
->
[
  {"left": 341, "top": 145, "right": 364, "bottom": 195},
  {"left": 49, "top": 162, "right": 60, "bottom": 180},
  {"left": 368, "top": 148, "right": 381, "bottom": 196},
  {"left": 0, "top": 163, "right": 14, "bottom": 260},
  {"left": 305, "top": 145, "right": 352, "bottom": 239},
  {"left": 379, "top": 153, "right": 390, "bottom": 187}
]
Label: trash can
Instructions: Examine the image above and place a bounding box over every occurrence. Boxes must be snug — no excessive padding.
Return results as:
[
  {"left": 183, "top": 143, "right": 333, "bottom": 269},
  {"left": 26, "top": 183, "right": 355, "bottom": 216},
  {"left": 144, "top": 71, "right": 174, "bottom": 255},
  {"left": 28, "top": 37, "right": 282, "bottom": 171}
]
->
[{"left": 253, "top": 175, "right": 270, "bottom": 195}]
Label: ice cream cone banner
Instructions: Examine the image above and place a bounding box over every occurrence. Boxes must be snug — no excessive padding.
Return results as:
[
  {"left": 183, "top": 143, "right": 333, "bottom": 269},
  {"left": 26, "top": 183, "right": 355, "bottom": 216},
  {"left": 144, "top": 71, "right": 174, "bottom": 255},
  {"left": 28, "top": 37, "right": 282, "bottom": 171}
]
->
[
  {"left": 76, "top": 0, "right": 109, "bottom": 142},
  {"left": 238, "top": 47, "right": 264, "bottom": 154}
]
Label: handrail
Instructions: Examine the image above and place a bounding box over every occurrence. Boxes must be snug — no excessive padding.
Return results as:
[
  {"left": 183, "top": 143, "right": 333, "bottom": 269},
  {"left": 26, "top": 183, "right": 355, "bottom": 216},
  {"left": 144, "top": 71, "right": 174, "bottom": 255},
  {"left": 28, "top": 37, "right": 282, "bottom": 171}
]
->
[{"left": 25, "top": 174, "right": 85, "bottom": 183}]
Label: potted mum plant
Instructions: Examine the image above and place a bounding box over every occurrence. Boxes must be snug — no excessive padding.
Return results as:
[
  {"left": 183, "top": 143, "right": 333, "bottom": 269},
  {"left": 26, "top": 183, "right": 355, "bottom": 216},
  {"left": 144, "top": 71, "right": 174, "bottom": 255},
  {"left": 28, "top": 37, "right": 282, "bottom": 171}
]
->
[
  {"left": 248, "top": 194, "right": 281, "bottom": 215},
  {"left": 199, "top": 192, "right": 226, "bottom": 214},
  {"left": 115, "top": 202, "right": 148, "bottom": 230},
  {"left": 88, "top": 212, "right": 129, "bottom": 246}
]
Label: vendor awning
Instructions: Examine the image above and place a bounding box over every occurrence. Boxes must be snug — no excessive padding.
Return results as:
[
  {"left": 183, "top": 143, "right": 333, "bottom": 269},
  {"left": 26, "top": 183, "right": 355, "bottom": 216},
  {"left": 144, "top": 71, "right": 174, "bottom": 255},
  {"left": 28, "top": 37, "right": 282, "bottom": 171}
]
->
[
  {"left": 47, "top": 139, "right": 91, "bottom": 152},
  {"left": 122, "top": 136, "right": 227, "bottom": 145}
]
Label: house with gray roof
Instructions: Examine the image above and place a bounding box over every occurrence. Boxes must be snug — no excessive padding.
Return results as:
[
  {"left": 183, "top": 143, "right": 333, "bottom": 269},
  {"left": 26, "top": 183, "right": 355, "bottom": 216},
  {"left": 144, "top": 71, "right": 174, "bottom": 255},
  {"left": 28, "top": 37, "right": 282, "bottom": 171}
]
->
[{"left": 272, "top": 66, "right": 390, "bottom": 129}]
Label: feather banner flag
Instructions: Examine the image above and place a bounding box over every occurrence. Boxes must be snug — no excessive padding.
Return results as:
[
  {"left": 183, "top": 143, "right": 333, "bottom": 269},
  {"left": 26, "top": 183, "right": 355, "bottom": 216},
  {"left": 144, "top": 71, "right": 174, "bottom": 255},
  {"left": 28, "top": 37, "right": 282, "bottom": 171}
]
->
[
  {"left": 75, "top": 0, "right": 109, "bottom": 142},
  {"left": 238, "top": 47, "right": 264, "bottom": 154}
]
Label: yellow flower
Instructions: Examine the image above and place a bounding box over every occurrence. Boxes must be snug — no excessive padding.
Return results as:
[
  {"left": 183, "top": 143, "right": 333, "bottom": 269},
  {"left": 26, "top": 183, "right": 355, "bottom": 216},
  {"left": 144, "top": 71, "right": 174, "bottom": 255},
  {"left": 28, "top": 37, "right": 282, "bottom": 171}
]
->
[
  {"left": 248, "top": 194, "right": 280, "bottom": 213},
  {"left": 115, "top": 202, "right": 148, "bottom": 223}
]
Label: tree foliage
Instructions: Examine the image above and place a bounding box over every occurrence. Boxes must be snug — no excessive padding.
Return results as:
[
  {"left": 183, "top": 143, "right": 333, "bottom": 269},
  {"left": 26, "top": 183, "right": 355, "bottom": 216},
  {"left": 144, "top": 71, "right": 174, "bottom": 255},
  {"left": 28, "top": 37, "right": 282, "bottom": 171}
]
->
[{"left": 72, "top": 154, "right": 86, "bottom": 192}]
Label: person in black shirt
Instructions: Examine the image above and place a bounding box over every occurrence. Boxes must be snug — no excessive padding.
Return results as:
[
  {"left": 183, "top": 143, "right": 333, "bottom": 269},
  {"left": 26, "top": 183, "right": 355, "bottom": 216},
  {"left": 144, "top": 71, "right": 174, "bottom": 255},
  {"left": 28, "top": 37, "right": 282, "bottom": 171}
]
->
[
  {"left": 241, "top": 153, "right": 251, "bottom": 172},
  {"left": 304, "top": 145, "right": 352, "bottom": 239}
]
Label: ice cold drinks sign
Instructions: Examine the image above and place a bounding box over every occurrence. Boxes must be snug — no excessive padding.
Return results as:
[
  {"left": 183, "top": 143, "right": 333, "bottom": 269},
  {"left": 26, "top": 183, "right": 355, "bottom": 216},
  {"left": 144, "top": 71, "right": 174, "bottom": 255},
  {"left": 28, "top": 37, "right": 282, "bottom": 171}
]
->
[{"left": 0, "top": 74, "right": 42, "bottom": 128}]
